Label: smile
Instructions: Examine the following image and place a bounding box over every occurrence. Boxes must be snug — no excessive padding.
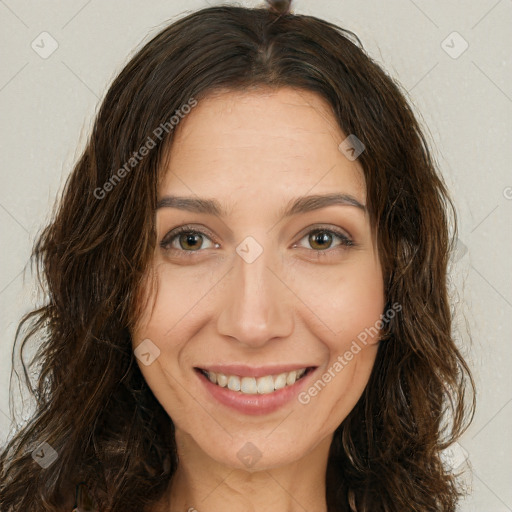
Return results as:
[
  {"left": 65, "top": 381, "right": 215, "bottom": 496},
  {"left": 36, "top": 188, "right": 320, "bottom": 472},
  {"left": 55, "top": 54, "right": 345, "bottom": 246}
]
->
[
  {"left": 194, "top": 365, "right": 317, "bottom": 415},
  {"left": 197, "top": 367, "right": 312, "bottom": 394}
]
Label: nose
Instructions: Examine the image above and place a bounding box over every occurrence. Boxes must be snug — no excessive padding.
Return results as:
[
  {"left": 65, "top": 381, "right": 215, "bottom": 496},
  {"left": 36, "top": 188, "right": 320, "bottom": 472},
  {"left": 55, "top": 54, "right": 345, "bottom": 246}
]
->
[{"left": 216, "top": 238, "right": 293, "bottom": 348}]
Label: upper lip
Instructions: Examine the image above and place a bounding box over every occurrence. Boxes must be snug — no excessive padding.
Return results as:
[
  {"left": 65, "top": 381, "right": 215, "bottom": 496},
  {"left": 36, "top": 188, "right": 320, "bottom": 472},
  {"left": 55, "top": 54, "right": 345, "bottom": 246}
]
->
[{"left": 195, "top": 364, "right": 316, "bottom": 378}]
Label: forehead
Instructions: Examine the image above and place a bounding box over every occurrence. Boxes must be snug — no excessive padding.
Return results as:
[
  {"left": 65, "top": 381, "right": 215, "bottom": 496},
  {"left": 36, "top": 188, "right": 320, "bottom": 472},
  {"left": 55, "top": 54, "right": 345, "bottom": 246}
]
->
[{"left": 159, "top": 87, "right": 366, "bottom": 210}]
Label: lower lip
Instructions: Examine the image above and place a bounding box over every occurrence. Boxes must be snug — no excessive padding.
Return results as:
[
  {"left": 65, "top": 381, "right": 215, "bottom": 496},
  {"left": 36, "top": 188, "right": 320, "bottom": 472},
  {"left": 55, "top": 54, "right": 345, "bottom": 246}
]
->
[{"left": 195, "top": 368, "right": 317, "bottom": 416}]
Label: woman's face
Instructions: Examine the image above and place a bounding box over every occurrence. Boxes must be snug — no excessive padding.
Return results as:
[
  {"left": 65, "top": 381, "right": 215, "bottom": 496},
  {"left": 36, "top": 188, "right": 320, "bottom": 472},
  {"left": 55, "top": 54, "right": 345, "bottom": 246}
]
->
[{"left": 132, "top": 87, "right": 385, "bottom": 471}]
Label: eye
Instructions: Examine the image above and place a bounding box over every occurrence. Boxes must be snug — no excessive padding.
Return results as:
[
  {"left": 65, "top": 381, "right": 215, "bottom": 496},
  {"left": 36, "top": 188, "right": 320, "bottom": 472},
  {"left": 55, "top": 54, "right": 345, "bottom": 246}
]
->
[
  {"left": 160, "top": 225, "right": 219, "bottom": 253},
  {"left": 160, "top": 224, "right": 354, "bottom": 257},
  {"left": 294, "top": 226, "right": 354, "bottom": 253}
]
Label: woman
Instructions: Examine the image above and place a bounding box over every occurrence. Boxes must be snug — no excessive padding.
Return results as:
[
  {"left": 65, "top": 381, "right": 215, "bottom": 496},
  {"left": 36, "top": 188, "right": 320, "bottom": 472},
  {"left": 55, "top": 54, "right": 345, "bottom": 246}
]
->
[{"left": 0, "top": 1, "right": 475, "bottom": 510}]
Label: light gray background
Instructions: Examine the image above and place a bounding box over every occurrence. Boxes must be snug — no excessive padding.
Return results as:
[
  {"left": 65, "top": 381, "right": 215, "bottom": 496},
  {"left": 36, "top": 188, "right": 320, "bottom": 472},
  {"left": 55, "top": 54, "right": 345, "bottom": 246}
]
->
[{"left": 1, "top": 1, "right": 511, "bottom": 510}]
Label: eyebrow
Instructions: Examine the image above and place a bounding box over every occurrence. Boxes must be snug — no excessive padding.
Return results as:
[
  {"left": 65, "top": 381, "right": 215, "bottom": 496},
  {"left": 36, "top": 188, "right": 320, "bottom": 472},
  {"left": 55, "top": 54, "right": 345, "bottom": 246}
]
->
[{"left": 156, "top": 193, "right": 366, "bottom": 218}]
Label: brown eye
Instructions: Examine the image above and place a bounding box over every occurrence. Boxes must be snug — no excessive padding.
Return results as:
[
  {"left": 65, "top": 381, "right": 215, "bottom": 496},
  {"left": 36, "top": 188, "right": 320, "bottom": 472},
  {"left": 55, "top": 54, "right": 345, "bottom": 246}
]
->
[
  {"left": 178, "top": 232, "right": 204, "bottom": 251},
  {"left": 295, "top": 227, "right": 354, "bottom": 252},
  {"left": 160, "top": 226, "right": 218, "bottom": 253},
  {"left": 309, "top": 231, "right": 335, "bottom": 250}
]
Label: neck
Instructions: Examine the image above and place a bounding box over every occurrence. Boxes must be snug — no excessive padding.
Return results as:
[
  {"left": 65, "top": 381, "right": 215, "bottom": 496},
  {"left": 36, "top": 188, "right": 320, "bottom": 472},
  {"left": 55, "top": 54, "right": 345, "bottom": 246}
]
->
[{"left": 164, "top": 429, "right": 332, "bottom": 512}]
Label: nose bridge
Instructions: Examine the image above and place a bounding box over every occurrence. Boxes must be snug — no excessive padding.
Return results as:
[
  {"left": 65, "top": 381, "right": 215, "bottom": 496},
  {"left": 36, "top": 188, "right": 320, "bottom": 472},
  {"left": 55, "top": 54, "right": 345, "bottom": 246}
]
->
[{"left": 216, "top": 235, "right": 292, "bottom": 347}]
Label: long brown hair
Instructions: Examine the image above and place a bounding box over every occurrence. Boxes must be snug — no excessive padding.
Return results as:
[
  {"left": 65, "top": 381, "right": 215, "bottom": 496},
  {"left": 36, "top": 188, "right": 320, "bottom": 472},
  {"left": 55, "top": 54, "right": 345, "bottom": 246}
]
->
[{"left": 0, "top": 2, "right": 475, "bottom": 510}]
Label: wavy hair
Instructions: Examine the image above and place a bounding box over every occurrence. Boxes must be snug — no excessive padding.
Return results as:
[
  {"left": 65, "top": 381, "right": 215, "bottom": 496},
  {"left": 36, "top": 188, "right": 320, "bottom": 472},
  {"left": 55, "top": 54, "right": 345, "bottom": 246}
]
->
[{"left": 0, "top": 3, "right": 475, "bottom": 511}]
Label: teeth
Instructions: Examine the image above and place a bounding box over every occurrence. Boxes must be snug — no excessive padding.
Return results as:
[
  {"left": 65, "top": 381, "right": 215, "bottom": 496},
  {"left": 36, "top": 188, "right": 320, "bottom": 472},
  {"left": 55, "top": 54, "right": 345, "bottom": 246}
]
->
[
  {"left": 257, "top": 375, "right": 274, "bottom": 394},
  {"left": 286, "top": 370, "right": 297, "bottom": 386},
  {"left": 202, "top": 368, "right": 309, "bottom": 394},
  {"left": 274, "top": 373, "right": 287, "bottom": 390},
  {"left": 216, "top": 373, "right": 228, "bottom": 387},
  {"left": 227, "top": 375, "right": 241, "bottom": 392},
  {"left": 241, "top": 377, "right": 258, "bottom": 394}
]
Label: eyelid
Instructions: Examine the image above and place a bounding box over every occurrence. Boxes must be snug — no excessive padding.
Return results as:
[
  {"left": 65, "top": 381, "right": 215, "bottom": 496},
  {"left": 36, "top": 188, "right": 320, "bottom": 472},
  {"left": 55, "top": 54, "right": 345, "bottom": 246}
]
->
[
  {"left": 160, "top": 224, "right": 219, "bottom": 252},
  {"left": 294, "top": 223, "right": 352, "bottom": 244},
  {"left": 292, "top": 225, "right": 354, "bottom": 253},
  {"left": 159, "top": 223, "right": 355, "bottom": 254}
]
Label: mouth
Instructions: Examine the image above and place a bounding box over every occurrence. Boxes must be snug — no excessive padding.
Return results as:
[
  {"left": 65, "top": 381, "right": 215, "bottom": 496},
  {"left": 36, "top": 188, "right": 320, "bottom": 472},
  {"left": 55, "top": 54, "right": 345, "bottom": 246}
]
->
[{"left": 194, "top": 366, "right": 316, "bottom": 395}]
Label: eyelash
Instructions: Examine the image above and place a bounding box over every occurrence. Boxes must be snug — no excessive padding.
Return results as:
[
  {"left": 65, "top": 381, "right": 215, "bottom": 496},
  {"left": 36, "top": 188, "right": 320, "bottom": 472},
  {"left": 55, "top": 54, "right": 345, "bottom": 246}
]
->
[{"left": 160, "top": 224, "right": 354, "bottom": 258}]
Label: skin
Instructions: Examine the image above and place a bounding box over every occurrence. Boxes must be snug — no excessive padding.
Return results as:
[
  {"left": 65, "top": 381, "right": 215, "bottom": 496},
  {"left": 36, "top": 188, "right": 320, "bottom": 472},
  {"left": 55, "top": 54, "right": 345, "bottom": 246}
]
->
[{"left": 131, "top": 87, "right": 385, "bottom": 512}]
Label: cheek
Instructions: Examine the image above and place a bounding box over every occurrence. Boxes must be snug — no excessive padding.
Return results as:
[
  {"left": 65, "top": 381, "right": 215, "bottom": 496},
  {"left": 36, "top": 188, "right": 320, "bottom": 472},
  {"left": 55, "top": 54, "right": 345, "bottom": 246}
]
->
[
  {"left": 131, "top": 264, "right": 221, "bottom": 409},
  {"left": 294, "top": 264, "right": 384, "bottom": 430},
  {"left": 132, "top": 262, "right": 212, "bottom": 342},
  {"left": 130, "top": 272, "right": 197, "bottom": 422},
  {"left": 284, "top": 250, "right": 385, "bottom": 343},
  {"left": 134, "top": 248, "right": 385, "bottom": 362}
]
